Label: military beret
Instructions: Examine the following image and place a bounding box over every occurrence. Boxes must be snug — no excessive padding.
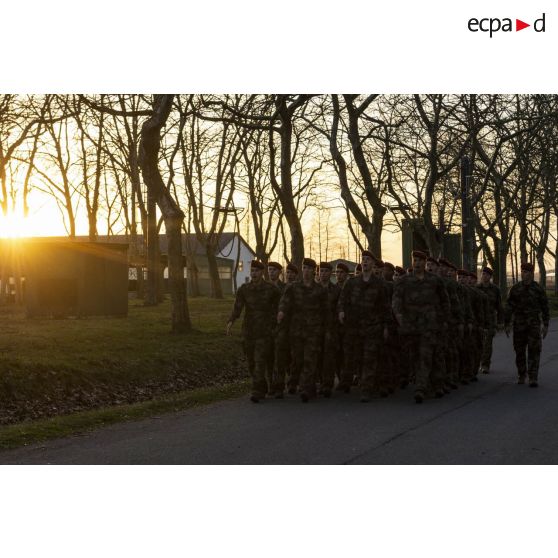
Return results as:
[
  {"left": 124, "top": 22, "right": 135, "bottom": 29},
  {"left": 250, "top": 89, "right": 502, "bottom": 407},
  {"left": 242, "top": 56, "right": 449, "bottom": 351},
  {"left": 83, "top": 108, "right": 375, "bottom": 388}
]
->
[
  {"left": 267, "top": 261, "right": 283, "bottom": 271},
  {"left": 251, "top": 260, "right": 265, "bottom": 270},
  {"left": 355, "top": 264, "right": 363, "bottom": 272},
  {"left": 395, "top": 266, "right": 406, "bottom": 275},
  {"left": 383, "top": 262, "right": 395, "bottom": 271},
  {"left": 361, "top": 250, "right": 374, "bottom": 259},
  {"left": 426, "top": 256, "right": 438, "bottom": 264},
  {"left": 302, "top": 257, "right": 317, "bottom": 269},
  {"left": 336, "top": 263, "right": 349, "bottom": 273},
  {"left": 482, "top": 267, "right": 493, "bottom": 275},
  {"left": 411, "top": 250, "right": 428, "bottom": 260},
  {"left": 286, "top": 263, "right": 298, "bottom": 273},
  {"left": 521, "top": 262, "right": 534, "bottom": 272},
  {"left": 319, "top": 262, "right": 332, "bottom": 270}
]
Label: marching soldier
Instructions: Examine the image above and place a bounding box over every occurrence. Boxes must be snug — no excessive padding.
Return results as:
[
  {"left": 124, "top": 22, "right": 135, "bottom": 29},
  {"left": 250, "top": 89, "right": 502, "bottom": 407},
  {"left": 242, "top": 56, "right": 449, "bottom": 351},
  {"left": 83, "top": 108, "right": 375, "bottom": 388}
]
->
[
  {"left": 456, "top": 269, "right": 475, "bottom": 384},
  {"left": 278, "top": 258, "right": 328, "bottom": 402},
  {"left": 394, "top": 266, "right": 407, "bottom": 281},
  {"left": 466, "top": 271, "right": 488, "bottom": 381},
  {"left": 504, "top": 262, "right": 549, "bottom": 387},
  {"left": 227, "top": 260, "right": 280, "bottom": 403},
  {"left": 392, "top": 250, "right": 450, "bottom": 403},
  {"left": 334, "top": 263, "right": 350, "bottom": 382},
  {"left": 267, "top": 261, "right": 286, "bottom": 394},
  {"left": 317, "top": 262, "right": 341, "bottom": 397},
  {"left": 477, "top": 267, "right": 504, "bottom": 374},
  {"left": 381, "top": 261, "right": 399, "bottom": 394},
  {"left": 338, "top": 251, "right": 391, "bottom": 402},
  {"left": 272, "top": 263, "right": 299, "bottom": 397}
]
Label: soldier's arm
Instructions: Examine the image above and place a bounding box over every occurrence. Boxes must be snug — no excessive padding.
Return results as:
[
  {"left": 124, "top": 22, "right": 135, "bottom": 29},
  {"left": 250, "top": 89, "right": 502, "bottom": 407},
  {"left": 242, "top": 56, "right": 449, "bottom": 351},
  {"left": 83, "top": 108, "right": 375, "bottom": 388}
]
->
[
  {"left": 538, "top": 285, "right": 550, "bottom": 327},
  {"left": 277, "top": 283, "right": 292, "bottom": 322},
  {"left": 337, "top": 278, "right": 352, "bottom": 322},
  {"left": 504, "top": 286, "right": 516, "bottom": 327},
  {"left": 392, "top": 281, "right": 404, "bottom": 325},
  {"left": 496, "top": 286, "right": 504, "bottom": 325},
  {"left": 439, "top": 279, "right": 451, "bottom": 325},
  {"left": 227, "top": 285, "right": 245, "bottom": 333}
]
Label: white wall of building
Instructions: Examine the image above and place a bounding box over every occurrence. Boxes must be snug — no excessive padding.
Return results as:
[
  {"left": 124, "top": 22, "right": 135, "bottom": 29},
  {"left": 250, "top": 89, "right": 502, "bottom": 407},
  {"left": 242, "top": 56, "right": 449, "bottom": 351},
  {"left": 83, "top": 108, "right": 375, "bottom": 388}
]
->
[{"left": 219, "top": 237, "right": 254, "bottom": 290}]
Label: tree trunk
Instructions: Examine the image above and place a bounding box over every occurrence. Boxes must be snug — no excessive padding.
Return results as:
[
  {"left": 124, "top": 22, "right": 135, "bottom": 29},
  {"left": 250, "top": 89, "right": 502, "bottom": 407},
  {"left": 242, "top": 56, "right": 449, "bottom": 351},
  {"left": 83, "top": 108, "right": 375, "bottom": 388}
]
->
[
  {"left": 138, "top": 94, "right": 191, "bottom": 332},
  {"left": 206, "top": 246, "right": 223, "bottom": 299},
  {"left": 145, "top": 190, "right": 158, "bottom": 306}
]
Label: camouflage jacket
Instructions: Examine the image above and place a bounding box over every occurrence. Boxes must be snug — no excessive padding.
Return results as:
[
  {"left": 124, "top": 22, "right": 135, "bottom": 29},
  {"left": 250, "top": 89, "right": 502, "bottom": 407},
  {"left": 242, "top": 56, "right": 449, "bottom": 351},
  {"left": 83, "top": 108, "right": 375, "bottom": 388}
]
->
[
  {"left": 321, "top": 281, "right": 341, "bottom": 333},
  {"left": 455, "top": 281, "right": 473, "bottom": 326},
  {"left": 467, "top": 285, "right": 487, "bottom": 329},
  {"left": 476, "top": 282, "right": 503, "bottom": 327},
  {"left": 228, "top": 280, "right": 280, "bottom": 339},
  {"left": 505, "top": 281, "right": 549, "bottom": 329},
  {"left": 338, "top": 274, "right": 391, "bottom": 333},
  {"left": 279, "top": 280, "right": 328, "bottom": 336},
  {"left": 271, "top": 279, "right": 287, "bottom": 297},
  {"left": 442, "top": 276, "right": 464, "bottom": 327},
  {"left": 392, "top": 271, "right": 450, "bottom": 334}
]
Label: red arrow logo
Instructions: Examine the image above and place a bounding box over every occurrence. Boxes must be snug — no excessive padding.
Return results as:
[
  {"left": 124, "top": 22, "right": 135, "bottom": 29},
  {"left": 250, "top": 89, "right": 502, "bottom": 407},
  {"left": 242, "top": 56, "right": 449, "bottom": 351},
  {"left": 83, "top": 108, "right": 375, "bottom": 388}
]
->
[{"left": 516, "top": 19, "right": 530, "bottom": 31}]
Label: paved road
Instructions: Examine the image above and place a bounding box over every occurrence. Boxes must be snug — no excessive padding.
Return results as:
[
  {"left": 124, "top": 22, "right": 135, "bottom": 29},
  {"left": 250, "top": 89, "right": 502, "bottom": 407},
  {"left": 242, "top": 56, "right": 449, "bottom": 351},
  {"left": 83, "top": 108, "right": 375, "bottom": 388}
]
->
[{"left": 2, "top": 320, "right": 557, "bottom": 464}]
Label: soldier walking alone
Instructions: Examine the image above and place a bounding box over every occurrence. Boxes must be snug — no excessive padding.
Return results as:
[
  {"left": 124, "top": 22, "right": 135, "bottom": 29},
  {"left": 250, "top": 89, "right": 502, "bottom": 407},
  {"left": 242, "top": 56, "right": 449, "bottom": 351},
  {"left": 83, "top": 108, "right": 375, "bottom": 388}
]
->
[{"left": 504, "top": 262, "right": 549, "bottom": 387}]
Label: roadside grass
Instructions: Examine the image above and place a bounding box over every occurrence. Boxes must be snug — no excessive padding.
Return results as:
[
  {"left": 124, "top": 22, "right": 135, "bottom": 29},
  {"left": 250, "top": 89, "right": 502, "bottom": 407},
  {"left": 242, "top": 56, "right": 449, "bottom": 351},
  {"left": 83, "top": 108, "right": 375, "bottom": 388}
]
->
[
  {"left": 0, "top": 296, "right": 247, "bottom": 425},
  {"left": 0, "top": 380, "right": 249, "bottom": 450}
]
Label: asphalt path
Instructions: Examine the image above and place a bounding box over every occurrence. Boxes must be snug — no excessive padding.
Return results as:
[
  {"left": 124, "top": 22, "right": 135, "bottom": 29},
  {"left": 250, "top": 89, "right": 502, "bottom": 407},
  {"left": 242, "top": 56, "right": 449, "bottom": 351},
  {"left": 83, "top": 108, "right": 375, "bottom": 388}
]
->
[{"left": 2, "top": 320, "right": 557, "bottom": 464}]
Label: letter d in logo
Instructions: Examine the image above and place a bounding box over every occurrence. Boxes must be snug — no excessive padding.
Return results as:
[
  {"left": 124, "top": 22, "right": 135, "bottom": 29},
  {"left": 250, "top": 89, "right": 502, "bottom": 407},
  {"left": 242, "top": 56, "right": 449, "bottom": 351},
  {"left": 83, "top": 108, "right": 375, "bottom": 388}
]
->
[{"left": 534, "top": 13, "right": 546, "bottom": 32}]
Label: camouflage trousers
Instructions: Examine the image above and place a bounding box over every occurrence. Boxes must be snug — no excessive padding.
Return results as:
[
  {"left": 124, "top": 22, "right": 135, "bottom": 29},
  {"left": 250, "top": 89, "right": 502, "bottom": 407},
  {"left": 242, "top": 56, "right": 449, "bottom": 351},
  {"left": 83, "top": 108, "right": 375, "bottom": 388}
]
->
[
  {"left": 272, "top": 322, "right": 293, "bottom": 393},
  {"left": 319, "top": 329, "right": 339, "bottom": 390},
  {"left": 471, "top": 327, "right": 484, "bottom": 377},
  {"left": 290, "top": 329, "right": 323, "bottom": 396},
  {"left": 513, "top": 324, "right": 542, "bottom": 380},
  {"left": 342, "top": 329, "right": 363, "bottom": 387},
  {"left": 480, "top": 328, "right": 496, "bottom": 371},
  {"left": 444, "top": 329, "right": 460, "bottom": 386},
  {"left": 400, "top": 332, "right": 442, "bottom": 395},
  {"left": 244, "top": 336, "right": 272, "bottom": 398},
  {"left": 433, "top": 330, "right": 448, "bottom": 385},
  {"left": 458, "top": 331, "right": 474, "bottom": 381},
  {"left": 360, "top": 333, "right": 383, "bottom": 396},
  {"left": 380, "top": 329, "right": 400, "bottom": 392}
]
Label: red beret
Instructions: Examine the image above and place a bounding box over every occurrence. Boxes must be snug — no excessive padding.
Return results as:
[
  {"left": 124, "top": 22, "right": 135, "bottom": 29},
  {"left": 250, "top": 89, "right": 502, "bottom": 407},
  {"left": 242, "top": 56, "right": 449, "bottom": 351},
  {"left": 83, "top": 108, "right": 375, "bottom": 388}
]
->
[
  {"left": 383, "top": 262, "right": 395, "bottom": 271},
  {"left": 302, "top": 258, "right": 317, "bottom": 269},
  {"left": 361, "top": 250, "right": 374, "bottom": 259},
  {"left": 319, "top": 262, "right": 332, "bottom": 270},
  {"left": 267, "top": 261, "right": 283, "bottom": 271},
  {"left": 336, "top": 263, "right": 349, "bottom": 273},
  {"left": 395, "top": 266, "right": 406, "bottom": 275},
  {"left": 286, "top": 263, "right": 298, "bottom": 273},
  {"left": 412, "top": 250, "right": 428, "bottom": 260},
  {"left": 251, "top": 260, "right": 265, "bottom": 270},
  {"left": 521, "top": 262, "right": 534, "bottom": 272},
  {"left": 482, "top": 267, "right": 493, "bottom": 275}
]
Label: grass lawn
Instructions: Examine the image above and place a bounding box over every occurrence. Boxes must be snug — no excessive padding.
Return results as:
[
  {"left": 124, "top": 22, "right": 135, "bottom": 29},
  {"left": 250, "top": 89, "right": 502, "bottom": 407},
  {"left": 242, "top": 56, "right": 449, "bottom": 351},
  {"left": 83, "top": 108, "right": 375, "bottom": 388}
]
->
[{"left": 0, "top": 296, "right": 247, "bottom": 427}]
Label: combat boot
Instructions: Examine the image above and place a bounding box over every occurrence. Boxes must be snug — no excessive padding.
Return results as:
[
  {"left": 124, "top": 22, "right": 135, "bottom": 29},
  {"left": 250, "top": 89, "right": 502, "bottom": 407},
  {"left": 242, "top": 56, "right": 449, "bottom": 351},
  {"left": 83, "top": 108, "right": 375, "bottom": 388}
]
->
[
  {"left": 414, "top": 391, "right": 424, "bottom": 404},
  {"left": 517, "top": 375, "right": 526, "bottom": 385}
]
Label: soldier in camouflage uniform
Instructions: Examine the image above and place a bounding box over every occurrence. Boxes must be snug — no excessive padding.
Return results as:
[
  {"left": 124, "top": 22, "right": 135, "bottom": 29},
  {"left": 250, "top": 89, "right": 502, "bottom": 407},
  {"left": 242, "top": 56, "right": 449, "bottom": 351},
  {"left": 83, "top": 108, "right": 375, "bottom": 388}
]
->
[
  {"left": 466, "top": 271, "right": 488, "bottom": 381},
  {"left": 381, "top": 261, "right": 399, "bottom": 394},
  {"left": 392, "top": 250, "right": 450, "bottom": 403},
  {"left": 227, "top": 260, "right": 280, "bottom": 403},
  {"left": 428, "top": 257, "right": 464, "bottom": 392},
  {"left": 477, "top": 267, "right": 504, "bottom": 374},
  {"left": 437, "top": 258, "right": 465, "bottom": 390},
  {"left": 317, "top": 262, "right": 341, "bottom": 397},
  {"left": 338, "top": 251, "right": 391, "bottom": 402},
  {"left": 278, "top": 258, "right": 328, "bottom": 402},
  {"left": 272, "top": 263, "right": 298, "bottom": 396},
  {"left": 504, "top": 262, "right": 550, "bottom": 387},
  {"left": 394, "top": 266, "right": 407, "bottom": 282},
  {"left": 267, "top": 262, "right": 286, "bottom": 395},
  {"left": 456, "top": 269, "right": 475, "bottom": 383},
  {"left": 335, "top": 263, "right": 350, "bottom": 383}
]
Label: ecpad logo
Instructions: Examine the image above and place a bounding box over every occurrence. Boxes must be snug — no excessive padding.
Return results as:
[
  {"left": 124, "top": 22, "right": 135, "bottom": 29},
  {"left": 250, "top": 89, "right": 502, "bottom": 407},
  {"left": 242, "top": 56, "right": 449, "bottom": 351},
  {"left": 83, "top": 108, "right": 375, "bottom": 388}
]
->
[{"left": 468, "top": 13, "right": 546, "bottom": 37}]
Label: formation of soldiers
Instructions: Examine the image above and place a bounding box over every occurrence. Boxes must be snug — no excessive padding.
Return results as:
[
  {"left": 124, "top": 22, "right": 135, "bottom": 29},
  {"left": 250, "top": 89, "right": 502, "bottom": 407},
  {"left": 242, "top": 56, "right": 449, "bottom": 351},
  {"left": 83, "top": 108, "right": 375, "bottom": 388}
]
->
[{"left": 227, "top": 250, "right": 550, "bottom": 404}]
